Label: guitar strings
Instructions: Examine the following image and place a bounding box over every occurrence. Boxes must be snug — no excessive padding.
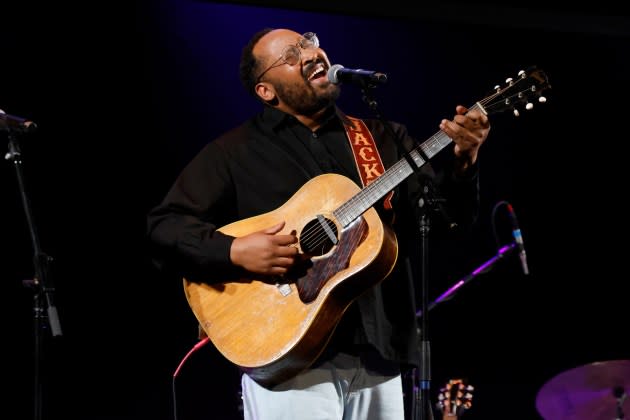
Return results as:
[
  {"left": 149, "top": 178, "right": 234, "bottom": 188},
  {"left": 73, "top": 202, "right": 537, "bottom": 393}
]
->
[{"left": 297, "top": 219, "right": 338, "bottom": 250}]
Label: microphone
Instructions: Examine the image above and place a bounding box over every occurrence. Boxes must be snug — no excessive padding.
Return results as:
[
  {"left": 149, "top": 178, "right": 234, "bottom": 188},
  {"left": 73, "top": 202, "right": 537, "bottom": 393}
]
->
[
  {"left": 506, "top": 203, "right": 529, "bottom": 275},
  {"left": 0, "top": 109, "right": 38, "bottom": 134},
  {"left": 327, "top": 64, "right": 388, "bottom": 86}
]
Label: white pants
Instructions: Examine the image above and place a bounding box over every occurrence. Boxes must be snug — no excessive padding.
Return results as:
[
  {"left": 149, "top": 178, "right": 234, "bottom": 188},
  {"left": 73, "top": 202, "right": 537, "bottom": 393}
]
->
[{"left": 241, "top": 351, "right": 405, "bottom": 420}]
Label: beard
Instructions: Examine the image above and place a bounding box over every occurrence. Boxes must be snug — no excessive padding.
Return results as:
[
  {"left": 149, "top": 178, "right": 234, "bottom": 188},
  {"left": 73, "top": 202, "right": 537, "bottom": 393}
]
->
[{"left": 274, "top": 78, "right": 341, "bottom": 115}]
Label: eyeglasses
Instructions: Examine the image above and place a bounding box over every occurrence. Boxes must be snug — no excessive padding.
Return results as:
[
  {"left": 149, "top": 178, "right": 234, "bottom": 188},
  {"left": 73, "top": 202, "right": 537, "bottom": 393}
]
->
[{"left": 255, "top": 32, "right": 320, "bottom": 83}]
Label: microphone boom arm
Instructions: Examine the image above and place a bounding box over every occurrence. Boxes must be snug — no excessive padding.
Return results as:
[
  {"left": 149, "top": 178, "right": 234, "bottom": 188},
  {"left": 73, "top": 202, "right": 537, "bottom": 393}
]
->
[{"left": 416, "top": 242, "right": 517, "bottom": 318}]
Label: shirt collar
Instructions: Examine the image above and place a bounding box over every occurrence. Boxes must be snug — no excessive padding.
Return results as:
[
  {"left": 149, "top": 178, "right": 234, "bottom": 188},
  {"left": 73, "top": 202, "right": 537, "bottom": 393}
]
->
[{"left": 262, "top": 105, "right": 343, "bottom": 131}]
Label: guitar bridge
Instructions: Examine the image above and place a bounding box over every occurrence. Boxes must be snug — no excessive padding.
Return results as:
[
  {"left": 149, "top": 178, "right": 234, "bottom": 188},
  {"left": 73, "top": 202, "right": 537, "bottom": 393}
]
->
[{"left": 276, "top": 283, "right": 292, "bottom": 296}]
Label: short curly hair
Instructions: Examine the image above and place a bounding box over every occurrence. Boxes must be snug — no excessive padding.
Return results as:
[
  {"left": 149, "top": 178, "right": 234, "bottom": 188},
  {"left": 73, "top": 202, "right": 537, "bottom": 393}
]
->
[{"left": 239, "top": 27, "right": 275, "bottom": 97}]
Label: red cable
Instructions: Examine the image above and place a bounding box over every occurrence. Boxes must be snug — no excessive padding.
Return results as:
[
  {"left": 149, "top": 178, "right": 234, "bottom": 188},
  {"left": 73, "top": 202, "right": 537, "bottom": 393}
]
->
[{"left": 173, "top": 337, "right": 210, "bottom": 378}]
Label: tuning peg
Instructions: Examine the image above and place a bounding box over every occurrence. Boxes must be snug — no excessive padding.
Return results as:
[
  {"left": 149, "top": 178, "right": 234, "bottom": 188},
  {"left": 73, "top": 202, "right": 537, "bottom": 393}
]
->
[
  {"left": 513, "top": 108, "right": 520, "bottom": 117},
  {"left": 505, "top": 77, "right": 514, "bottom": 85},
  {"left": 526, "top": 102, "right": 534, "bottom": 110},
  {"left": 539, "top": 96, "right": 547, "bottom": 103}
]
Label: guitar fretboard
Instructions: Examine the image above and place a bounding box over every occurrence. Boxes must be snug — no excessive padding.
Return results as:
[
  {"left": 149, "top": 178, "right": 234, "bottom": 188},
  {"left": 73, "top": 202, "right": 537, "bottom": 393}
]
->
[{"left": 333, "top": 103, "right": 483, "bottom": 227}]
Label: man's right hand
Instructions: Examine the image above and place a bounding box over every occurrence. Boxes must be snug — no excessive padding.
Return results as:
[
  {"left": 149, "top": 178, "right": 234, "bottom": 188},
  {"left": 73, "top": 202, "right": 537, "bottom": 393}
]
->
[{"left": 229, "top": 221, "right": 299, "bottom": 275}]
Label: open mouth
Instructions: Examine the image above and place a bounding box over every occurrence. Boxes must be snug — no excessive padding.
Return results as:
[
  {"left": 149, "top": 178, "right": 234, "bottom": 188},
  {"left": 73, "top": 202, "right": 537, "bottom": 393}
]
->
[{"left": 307, "top": 63, "right": 327, "bottom": 81}]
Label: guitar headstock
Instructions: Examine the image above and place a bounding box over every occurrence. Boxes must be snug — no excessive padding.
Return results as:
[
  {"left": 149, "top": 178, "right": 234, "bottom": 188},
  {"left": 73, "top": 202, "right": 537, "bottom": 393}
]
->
[
  {"left": 479, "top": 66, "right": 551, "bottom": 117},
  {"left": 436, "top": 378, "right": 474, "bottom": 418}
]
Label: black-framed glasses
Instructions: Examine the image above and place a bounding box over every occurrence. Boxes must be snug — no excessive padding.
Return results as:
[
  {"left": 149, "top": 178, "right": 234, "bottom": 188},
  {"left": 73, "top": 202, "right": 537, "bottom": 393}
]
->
[{"left": 255, "top": 32, "right": 319, "bottom": 83}]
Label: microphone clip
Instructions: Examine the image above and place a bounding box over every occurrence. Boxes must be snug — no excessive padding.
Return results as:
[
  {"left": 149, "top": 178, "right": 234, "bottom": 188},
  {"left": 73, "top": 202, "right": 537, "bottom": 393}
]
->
[
  {"left": 491, "top": 200, "right": 530, "bottom": 276},
  {"left": 0, "top": 109, "right": 38, "bottom": 135}
]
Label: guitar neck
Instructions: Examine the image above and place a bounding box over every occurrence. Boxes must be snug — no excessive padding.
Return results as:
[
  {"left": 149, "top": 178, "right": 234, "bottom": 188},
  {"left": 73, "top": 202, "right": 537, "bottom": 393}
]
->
[{"left": 333, "top": 102, "right": 483, "bottom": 227}]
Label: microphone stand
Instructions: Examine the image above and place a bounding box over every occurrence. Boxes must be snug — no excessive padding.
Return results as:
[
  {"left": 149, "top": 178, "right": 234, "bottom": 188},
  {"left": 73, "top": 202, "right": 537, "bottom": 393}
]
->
[
  {"left": 4, "top": 129, "right": 63, "bottom": 420},
  {"left": 412, "top": 192, "right": 439, "bottom": 420},
  {"left": 357, "top": 83, "right": 436, "bottom": 420}
]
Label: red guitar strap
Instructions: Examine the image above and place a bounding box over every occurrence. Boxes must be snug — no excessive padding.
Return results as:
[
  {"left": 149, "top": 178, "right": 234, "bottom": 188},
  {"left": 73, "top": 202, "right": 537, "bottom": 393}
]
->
[{"left": 342, "top": 115, "right": 393, "bottom": 210}]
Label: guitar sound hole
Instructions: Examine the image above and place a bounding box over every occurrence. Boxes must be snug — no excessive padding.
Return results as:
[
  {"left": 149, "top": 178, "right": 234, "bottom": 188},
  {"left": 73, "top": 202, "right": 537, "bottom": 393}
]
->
[{"left": 300, "top": 217, "right": 338, "bottom": 256}]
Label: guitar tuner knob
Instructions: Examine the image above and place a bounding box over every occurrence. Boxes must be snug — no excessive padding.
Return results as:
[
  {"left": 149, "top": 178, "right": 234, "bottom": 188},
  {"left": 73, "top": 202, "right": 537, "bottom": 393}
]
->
[
  {"left": 505, "top": 77, "right": 514, "bottom": 84},
  {"left": 494, "top": 84, "right": 501, "bottom": 92},
  {"left": 518, "top": 70, "right": 526, "bottom": 77},
  {"left": 526, "top": 102, "right": 534, "bottom": 110},
  {"left": 539, "top": 96, "right": 547, "bottom": 103},
  {"left": 513, "top": 108, "right": 520, "bottom": 117}
]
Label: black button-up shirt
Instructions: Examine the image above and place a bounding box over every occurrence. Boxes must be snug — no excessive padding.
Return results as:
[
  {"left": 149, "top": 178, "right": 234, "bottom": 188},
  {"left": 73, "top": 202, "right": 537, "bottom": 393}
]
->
[{"left": 147, "top": 104, "right": 479, "bottom": 372}]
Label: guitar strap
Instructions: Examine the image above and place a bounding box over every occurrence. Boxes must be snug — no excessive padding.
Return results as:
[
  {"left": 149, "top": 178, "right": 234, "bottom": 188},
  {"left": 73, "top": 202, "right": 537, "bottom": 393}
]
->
[{"left": 342, "top": 115, "right": 393, "bottom": 210}]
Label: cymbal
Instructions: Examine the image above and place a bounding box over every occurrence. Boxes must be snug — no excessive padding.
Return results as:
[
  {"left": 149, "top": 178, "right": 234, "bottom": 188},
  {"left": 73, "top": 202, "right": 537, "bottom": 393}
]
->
[{"left": 536, "top": 359, "right": 630, "bottom": 420}]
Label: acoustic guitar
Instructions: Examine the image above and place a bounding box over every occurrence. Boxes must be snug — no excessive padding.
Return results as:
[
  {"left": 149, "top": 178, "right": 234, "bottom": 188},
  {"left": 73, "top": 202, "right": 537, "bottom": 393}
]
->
[{"left": 183, "top": 68, "right": 551, "bottom": 386}]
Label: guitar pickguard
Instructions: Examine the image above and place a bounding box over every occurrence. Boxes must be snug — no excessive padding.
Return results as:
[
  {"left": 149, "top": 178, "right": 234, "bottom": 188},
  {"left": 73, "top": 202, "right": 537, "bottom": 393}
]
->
[{"left": 293, "top": 216, "right": 368, "bottom": 303}]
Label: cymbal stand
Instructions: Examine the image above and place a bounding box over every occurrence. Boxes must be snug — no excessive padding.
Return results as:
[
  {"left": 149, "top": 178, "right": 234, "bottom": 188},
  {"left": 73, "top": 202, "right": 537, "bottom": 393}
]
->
[{"left": 614, "top": 385, "right": 626, "bottom": 420}]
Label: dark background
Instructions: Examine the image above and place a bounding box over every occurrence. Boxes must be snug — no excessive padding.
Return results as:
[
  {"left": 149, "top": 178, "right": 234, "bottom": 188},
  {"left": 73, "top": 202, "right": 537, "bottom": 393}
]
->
[{"left": 2, "top": 1, "right": 629, "bottom": 419}]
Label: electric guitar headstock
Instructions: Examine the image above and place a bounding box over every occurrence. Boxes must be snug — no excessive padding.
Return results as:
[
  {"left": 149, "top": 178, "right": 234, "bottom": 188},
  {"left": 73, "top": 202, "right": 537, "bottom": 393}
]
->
[{"left": 436, "top": 378, "right": 474, "bottom": 419}]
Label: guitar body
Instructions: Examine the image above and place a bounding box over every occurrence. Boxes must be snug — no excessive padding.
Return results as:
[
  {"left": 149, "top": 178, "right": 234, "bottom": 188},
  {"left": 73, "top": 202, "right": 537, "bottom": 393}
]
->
[{"left": 183, "top": 173, "right": 399, "bottom": 386}]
